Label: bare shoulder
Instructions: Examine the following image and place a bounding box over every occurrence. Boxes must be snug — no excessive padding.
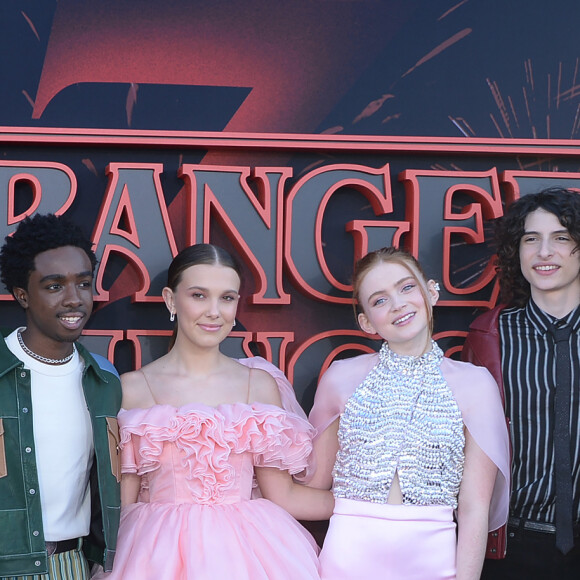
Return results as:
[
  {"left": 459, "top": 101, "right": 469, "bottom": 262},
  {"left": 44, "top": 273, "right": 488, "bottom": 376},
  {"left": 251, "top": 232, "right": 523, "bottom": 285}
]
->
[
  {"left": 120, "top": 367, "right": 155, "bottom": 409},
  {"left": 247, "top": 366, "right": 282, "bottom": 407}
]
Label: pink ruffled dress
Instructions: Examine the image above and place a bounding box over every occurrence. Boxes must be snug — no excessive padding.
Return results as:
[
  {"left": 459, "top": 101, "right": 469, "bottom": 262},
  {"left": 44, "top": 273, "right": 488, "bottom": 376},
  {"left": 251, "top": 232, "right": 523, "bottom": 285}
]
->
[{"left": 105, "top": 402, "right": 320, "bottom": 579}]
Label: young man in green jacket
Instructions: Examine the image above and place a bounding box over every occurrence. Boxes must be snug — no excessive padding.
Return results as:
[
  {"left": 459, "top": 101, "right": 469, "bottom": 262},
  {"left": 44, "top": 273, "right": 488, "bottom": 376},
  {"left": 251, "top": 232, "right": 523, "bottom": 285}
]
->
[{"left": 0, "top": 214, "right": 122, "bottom": 579}]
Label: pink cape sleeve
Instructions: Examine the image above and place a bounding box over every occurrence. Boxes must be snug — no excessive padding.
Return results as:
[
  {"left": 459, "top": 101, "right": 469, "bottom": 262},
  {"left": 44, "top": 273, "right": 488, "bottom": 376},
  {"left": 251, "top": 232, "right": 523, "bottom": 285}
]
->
[
  {"left": 309, "top": 353, "right": 377, "bottom": 436},
  {"left": 302, "top": 353, "right": 377, "bottom": 483},
  {"left": 441, "top": 357, "right": 510, "bottom": 532}
]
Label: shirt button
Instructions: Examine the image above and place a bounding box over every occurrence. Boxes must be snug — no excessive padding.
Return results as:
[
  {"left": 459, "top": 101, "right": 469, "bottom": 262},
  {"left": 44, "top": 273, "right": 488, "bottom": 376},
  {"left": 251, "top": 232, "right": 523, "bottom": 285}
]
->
[
  {"left": 35, "top": 561, "right": 41, "bottom": 566},
  {"left": 20, "top": 371, "right": 26, "bottom": 378},
  {"left": 29, "top": 488, "right": 36, "bottom": 495},
  {"left": 25, "top": 447, "right": 32, "bottom": 453},
  {"left": 33, "top": 530, "right": 40, "bottom": 536},
  {"left": 22, "top": 407, "right": 29, "bottom": 413}
]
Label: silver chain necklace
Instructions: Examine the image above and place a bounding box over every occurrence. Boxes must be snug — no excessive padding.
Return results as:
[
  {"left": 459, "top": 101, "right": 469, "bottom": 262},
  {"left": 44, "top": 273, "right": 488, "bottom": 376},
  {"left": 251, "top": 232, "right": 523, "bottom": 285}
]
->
[{"left": 17, "top": 330, "right": 76, "bottom": 365}]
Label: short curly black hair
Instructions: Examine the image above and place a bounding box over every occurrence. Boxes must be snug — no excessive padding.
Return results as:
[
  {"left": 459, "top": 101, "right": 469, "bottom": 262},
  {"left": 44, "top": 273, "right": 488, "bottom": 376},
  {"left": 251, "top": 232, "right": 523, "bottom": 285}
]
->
[
  {"left": 0, "top": 213, "right": 97, "bottom": 295},
  {"left": 495, "top": 187, "right": 580, "bottom": 307}
]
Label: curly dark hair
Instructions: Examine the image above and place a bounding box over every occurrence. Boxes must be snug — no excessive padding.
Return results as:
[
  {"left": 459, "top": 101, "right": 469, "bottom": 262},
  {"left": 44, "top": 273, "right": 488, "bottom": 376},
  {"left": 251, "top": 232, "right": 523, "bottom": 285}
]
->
[
  {"left": 0, "top": 213, "right": 97, "bottom": 295},
  {"left": 495, "top": 187, "right": 580, "bottom": 307}
]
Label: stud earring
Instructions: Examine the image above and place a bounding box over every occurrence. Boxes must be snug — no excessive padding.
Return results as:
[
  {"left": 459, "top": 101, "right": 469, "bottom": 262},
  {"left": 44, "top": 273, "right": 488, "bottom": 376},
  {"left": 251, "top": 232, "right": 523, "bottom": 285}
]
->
[
  {"left": 433, "top": 282, "right": 440, "bottom": 291},
  {"left": 170, "top": 312, "right": 175, "bottom": 322}
]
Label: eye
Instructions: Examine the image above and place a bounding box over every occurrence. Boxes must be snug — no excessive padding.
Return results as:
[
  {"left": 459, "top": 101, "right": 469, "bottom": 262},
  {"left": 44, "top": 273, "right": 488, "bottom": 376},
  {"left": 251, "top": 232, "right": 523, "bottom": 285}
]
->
[
  {"left": 46, "top": 283, "right": 62, "bottom": 291},
  {"left": 191, "top": 292, "right": 205, "bottom": 299},
  {"left": 372, "top": 296, "right": 387, "bottom": 307},
  {"left": 222, "top": 294, "right": 238, "bottom": 302},
  {"left": 556, "top": 235, "right": 571, "bottom": 242},
  {"left": 522, "top": 235, "right": 537, "bottom": 243},
  {"left": 79, "top": 280, "right": 92, "bottom": 288},
  {"left": 401, "top": 283, "right": 416, "bottom": 292}
]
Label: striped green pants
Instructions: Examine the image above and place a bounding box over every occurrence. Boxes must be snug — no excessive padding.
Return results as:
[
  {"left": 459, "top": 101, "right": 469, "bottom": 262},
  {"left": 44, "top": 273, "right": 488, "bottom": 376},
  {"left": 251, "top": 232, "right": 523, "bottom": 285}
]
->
[{"left": 1, "top": 546, "right": 90, "bottom": 580}]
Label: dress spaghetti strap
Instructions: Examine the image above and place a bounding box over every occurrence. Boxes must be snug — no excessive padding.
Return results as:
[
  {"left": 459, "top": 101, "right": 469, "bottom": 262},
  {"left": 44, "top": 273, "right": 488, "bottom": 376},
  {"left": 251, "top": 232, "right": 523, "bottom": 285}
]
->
[
  {"left": 140, "top": 369, "right": 158, "bottom": 405},
  {"left": 246, "top": 367, "right": 253, "bottom": 404}
]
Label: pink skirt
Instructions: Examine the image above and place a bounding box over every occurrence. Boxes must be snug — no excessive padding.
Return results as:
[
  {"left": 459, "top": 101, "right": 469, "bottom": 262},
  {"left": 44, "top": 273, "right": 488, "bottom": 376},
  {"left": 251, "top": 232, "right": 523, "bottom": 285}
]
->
[{"left": 320, "top": 498, "right": 457, "bottom": 580}]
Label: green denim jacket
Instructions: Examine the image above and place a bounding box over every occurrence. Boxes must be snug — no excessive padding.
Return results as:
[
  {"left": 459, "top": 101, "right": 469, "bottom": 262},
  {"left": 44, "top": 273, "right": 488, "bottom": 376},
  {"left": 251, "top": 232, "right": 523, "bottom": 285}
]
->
[{"left": 0, "top": 332, "right": 122, "bottom": 576}]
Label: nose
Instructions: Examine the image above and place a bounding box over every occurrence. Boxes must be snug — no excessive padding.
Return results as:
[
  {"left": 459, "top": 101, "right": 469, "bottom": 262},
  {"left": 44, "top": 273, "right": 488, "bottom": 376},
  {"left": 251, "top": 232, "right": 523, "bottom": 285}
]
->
[
  {"left": 205, "top": 298, "right": 220, "bottom": 318},
  {"left": 390, "top": 293, "right": 406, "bottom": 311},
  {"left": 62, "top": 283, "right": 82, "bottom": 307},
  {"left": 538, "top": 238, "right": 554, "bottom": 258}
]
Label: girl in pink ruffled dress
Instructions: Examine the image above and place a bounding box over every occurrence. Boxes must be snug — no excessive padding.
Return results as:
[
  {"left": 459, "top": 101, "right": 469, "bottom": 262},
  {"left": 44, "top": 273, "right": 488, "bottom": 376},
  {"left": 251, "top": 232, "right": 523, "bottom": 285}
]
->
[
  {"left": 102, "top": 244, "right": 333, "bottom": 579},
  {"left": 308, "top": 248, "right": 510, "bottom": 580}
]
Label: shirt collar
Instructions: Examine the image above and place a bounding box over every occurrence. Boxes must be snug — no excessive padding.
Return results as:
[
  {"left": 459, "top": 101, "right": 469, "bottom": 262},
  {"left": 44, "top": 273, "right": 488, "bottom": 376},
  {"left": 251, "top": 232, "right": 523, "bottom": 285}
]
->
[{"left": 525, "top": 298, "right": 580, "bottom": 335}]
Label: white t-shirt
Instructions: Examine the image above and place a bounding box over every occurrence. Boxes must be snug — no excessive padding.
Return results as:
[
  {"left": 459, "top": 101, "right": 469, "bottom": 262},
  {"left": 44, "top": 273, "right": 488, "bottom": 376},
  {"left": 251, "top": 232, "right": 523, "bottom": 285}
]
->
[{"left": 5, "top": 328, "right": 94, "bottom": 541}]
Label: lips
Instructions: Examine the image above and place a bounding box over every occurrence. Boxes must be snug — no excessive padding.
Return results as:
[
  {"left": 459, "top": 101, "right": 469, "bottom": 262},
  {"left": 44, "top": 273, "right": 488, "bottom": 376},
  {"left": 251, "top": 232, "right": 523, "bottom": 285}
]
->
[
  {"left": 393, "top": 312, "right": 415, "bottom": 325},
  {"left": 533, "top": 264, "right": 559, "bottom": 273},
  {"left": 199, "top": 324, "right": 222, "bottom": 332},
  {"left": 58, "top": 313, "right": 85, "bottom": 329}
]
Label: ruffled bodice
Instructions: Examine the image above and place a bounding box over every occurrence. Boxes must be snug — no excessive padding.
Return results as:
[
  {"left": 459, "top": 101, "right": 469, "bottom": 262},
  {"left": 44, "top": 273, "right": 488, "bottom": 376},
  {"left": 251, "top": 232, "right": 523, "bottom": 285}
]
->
[
  {"left": 96, "top": 402, "right": 321, "bottom": 579},
  {"left": 119, "top": 403, "right": 314, "bottom": 505}
]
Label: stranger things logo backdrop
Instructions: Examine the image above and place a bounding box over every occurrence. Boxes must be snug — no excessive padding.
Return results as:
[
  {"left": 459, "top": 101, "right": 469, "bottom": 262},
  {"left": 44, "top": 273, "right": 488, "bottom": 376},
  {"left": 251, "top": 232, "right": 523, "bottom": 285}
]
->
[
  {"left": 1, "top": 0, "right": 580, "bottom": 409},
  {"left": 1, "top": 132, "right": 580, "bottom": 409}
]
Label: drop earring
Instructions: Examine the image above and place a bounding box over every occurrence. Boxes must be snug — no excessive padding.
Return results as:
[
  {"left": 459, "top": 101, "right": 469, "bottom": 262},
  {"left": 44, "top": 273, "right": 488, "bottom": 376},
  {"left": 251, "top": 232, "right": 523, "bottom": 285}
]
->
[
  {"left": 170, "top": 311, "right": 175, "bottom": 322},
  {"left": 233, "top": 319, "right": 237, "bottom": 327}
]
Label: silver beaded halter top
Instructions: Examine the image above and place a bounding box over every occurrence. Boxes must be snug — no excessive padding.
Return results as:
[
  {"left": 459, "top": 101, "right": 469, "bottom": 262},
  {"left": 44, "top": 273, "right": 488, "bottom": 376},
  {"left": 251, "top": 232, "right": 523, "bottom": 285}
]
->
[{"left": 333, "top": 341, "right": 465, "bottom": 507}]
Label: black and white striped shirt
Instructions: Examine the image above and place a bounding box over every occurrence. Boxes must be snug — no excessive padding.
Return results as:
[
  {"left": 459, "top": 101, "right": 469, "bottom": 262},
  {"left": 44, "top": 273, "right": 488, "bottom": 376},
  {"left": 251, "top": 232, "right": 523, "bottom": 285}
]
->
[{"left": 500, "top": 299, "right": 580, "bottom": 524}]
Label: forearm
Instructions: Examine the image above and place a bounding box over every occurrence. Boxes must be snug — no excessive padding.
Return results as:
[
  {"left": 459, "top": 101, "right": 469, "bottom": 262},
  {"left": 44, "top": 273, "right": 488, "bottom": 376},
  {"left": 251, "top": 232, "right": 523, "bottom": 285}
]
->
[
  {"left": 455, "top": 508, "right": 489, "bottom": 580},
  {"left": 277, "top": 482, "right": 335, "bottom": 520},
  {"left": 307, "top": 418, "right": 339, "bottom": 490},
  {"left": 121, "top": 473, "right": 141, "bottom": 506},
  {"left": 257, "top": 467, "right": 335, "bottom": 520},
  {"left": 455, "top": 427, "right": 498, "bottom": 580}
]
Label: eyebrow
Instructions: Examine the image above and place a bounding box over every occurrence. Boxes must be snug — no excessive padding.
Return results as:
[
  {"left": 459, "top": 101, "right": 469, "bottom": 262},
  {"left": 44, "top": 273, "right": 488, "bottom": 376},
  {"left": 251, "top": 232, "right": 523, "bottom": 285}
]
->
[
  {"left": 366, "top": 275, "right": 415, "bottom": 303},
  {"left": 39, "top": 271, "right": 93, "bottom": 283},
  {"left": 522, "top": 229, "right": 570, "bottom": 235},
  {"left": 186, "top": 285, "right": 239, "bottom": 293}
]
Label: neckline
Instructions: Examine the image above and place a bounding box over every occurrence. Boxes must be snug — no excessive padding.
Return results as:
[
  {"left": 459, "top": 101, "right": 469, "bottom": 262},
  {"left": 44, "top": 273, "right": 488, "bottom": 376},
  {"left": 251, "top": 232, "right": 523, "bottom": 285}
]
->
[
  {"left": 7, "top": 328, "right": 80, "bottom": 375},
  {"left": 119, "top": 400, "right": 279, "bottom": 414},
  {"left": 379, "top": 339, "right": 442, "bottom": 367}
]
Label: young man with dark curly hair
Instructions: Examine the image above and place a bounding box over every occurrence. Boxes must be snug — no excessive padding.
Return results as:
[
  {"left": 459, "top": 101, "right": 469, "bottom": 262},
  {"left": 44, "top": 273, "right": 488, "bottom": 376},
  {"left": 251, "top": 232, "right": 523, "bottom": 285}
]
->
[
  {"left": 462, "top": 187, "right": 580, "bottom": 579},
  {"left": 0, "top": 214, "right": 121, "bottom": 579}
]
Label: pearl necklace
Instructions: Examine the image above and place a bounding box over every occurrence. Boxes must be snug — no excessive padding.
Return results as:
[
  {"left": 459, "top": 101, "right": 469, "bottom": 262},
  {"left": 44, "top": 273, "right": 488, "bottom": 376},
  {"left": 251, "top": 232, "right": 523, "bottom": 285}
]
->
[{"left": 17, "top": 330, "right": 76, "bottom": 365}]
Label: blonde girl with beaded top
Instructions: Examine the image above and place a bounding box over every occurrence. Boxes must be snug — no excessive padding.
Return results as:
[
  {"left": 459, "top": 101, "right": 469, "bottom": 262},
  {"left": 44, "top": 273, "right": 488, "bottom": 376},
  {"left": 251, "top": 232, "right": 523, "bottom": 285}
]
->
[{"left": 307, "top": 247, "right": 510, "bottom": 580}]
